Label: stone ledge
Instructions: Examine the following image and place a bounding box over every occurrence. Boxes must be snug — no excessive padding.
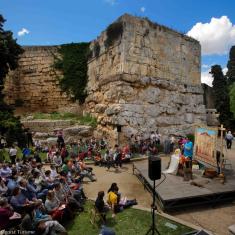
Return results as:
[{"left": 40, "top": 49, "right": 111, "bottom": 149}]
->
[{"left": 229, "top": 224, "right": 235, "bottom": 235}]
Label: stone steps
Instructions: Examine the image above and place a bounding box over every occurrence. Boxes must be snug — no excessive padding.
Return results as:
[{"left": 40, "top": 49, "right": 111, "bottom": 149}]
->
[{"left": 22, "top": 119, "right": 94, "bottom": 144}]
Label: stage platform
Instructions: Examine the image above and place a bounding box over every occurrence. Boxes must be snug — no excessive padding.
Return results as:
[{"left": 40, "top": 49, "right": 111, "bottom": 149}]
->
[{"left": 133, "top": 157, "right": 235, "bottom": 211}]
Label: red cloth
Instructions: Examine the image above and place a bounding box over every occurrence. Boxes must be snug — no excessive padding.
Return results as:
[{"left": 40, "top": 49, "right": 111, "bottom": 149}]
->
[
  {"left": 78, "top": 152, "right": 86, "bottom": 161},
  {"left": 0, "top": 207, "right": 14, "bottom": 230}
]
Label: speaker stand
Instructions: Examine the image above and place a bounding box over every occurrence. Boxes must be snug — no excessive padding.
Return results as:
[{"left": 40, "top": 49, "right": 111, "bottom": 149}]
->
[{"left": 146, "top": 180, "right": 160, "bottom": 235}]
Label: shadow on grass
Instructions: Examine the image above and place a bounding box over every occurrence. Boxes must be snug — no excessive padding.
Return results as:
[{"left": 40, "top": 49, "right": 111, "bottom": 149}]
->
[{"left": 66, "top": 200, "right": 196, "bottom": 235}]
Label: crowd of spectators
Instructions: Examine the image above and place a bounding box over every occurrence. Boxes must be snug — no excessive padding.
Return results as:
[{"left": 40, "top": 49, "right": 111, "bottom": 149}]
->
[
  {"left": 0, "top": 136, "right": 96, "bottom": 234},
  {"left": 0, "top": 129, "right": 194, "bottom": 234}
]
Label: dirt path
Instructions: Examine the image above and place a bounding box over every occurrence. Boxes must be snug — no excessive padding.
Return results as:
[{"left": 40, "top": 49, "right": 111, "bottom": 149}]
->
[
  {"left": 83, "top": 145, "right": 235, "bottom": 235},
  {"left": 82, "top": 162, "right": 152, "bottom": 208}
]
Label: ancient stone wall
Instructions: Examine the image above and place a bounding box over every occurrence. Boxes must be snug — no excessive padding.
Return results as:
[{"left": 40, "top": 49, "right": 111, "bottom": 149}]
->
[
  {"left": 3, "top": 14, "right": 207, "bottom": 145},
  {"left": 4, "top": 46, "right": 76, "bottom": 112},
  {"left": 86, "top": 14, "right": 206, "bottom": 145}
]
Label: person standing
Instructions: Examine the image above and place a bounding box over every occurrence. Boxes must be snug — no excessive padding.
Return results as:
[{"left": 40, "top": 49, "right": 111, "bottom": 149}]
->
[
  {"left": 9, "top": 146, "right": 17, "bottom": 165},
  {"left": 155, "top": 131, "right": 161, "bottom": 145},
  {"left": 170, "top": 135, "right": 175, "bottom": 153},
  {"left": 225, "top": 131, "right": 234, "bottom": 149},
  {"left": 183, "top": 137, "right": 193, "bottom": 181}
]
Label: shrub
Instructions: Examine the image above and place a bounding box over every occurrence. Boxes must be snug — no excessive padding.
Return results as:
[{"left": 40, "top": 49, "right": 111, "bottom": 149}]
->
[
  {"left": 186, "top": 133, "right": 195, "bottom": 144},
  {"left": 78, "top": 114, "right": 97, "bottom": 128}
]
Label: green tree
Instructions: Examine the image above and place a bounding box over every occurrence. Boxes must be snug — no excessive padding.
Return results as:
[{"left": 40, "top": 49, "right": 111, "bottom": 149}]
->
[
  {"left": 0, "top": 15, "right": 25, "bottom": 146},
  {"left": 230, "top": 83, "right": 235, "bottom": 118},
  {"left": 227, "top": 46, "right": 235, "bottom": 86},
  {"left": 211, "top": 65, "right": 234, "bottom": 128}
]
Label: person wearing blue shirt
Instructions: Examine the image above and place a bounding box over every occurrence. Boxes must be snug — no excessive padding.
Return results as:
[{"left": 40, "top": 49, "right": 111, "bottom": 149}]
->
[
  {"left": 183, "top": 137, "right": 193, "bottom": 181},
  {"left": 183, "top": 139, "right": 193, "bottom": 159}
]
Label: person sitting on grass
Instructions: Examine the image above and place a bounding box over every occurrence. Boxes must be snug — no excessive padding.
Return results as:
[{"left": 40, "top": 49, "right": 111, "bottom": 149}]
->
[
  {"left": 60, "top": 178, "right": 85, "bottom": 211},
  {"left": 44, "top": 190, "right": 69, "bottom": 222},
  {"left": 44, "top": 170, "right": 55, "bottom": 188},
  {"left": 50, "top": 165, "right": 59, "bottom": 181},
  {"left": 107, "top": 183, "right": 137, "bottom": 218},
  {"left": 33, "top": 200, "right": 52, "bottom": 223},
  {"left": 10, "top": 187, "right": 38, "bottom": 214},
  {"left": 36, "top": 220, "right": 68, "bottom": 235},
  {"left": 0, "top": 177, "right": 8, "bottom": 197},
  {"left": 0, "top": 197, "right": 21, "bottom": 231},
  {"left": 53, "top": 152, "right": 62, "bottom": 170},
  {"left": 94, "top": 152, "right": 102, "bottom": 166},
  {"left": 53, "top": 182, "right": 81, "bottom": 214},
  {"left": 27, "top": 176, "right": 48, "bottom": 201},
  {"left": 0, "top": 163, "right": 12, "bottom": 180},
  {"left": 95, "top": 191, "right": 110, "bottom": 222}
]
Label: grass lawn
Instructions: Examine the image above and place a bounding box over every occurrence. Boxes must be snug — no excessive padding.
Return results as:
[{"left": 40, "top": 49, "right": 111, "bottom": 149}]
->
[
  {"left": 0, "top": 148, "right": 47, "bottom": 162},
  {"left": 23, "top": 112, "right": 97, "bottom": 128},
  {"left": 66, "top": 201, "right": 195, "bottom": 235}
]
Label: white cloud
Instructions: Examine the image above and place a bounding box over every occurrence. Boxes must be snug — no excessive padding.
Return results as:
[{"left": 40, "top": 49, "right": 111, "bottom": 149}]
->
[
  {"left": 202, "top": 64, "right": 210, "bottom": 69},
  {"left": 105, "top": 0, "right": 117, "bottom": 5},
  {"left": 187, "top": 16, "right": 235, "bottom": 55},
  {"left": 140, "top": 7, "right": 146, "bottom": 13},
  {"left": 201, "top": 67, "right": 228, "bottom": 87},
  {"left": 201, "top": 69, "right": 213, "bottom": 87},
  {"left": 18, "top": 28, "right": 29, "bottom": 37}
]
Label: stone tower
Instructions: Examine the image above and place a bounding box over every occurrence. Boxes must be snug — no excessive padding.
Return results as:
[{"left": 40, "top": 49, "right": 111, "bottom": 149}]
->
[{"left": 86, "top": 14, "right": 206, "bottom": 144}]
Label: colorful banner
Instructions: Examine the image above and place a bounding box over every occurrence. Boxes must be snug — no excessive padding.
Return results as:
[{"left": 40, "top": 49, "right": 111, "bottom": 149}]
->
[{"left": 194, "top": 126, "right": 218, "bottom": 167}]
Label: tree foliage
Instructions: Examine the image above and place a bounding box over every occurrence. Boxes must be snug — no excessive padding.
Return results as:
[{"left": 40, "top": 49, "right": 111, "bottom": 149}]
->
[
  {"left": 54, "top": 42, "right": 90, "bottom": 104},
  {"left": 211, "top": 65, "right": 234, "bottom": 128},
  {"left": 0, "top": 15, "right": 25, "bottom": 147},
  {"left": 230, "top": 83, "right": 235, "bottom": 118},
  {"left": 227, "top": 46, "right": 235, "bottom": 85}
]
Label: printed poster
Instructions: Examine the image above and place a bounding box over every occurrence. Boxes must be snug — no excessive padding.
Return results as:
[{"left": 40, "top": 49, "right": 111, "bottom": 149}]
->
[{"left": 194, "top": 126, "right": 218, "bottom": 167}]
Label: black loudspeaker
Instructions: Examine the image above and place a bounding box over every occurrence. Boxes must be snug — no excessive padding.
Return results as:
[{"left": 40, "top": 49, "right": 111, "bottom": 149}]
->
[
  {"left": 148, "top": 156, "right": 161, "bottom": 180},
  {"left": 117, "top": 125, "right": 122, "bottom": 133}
]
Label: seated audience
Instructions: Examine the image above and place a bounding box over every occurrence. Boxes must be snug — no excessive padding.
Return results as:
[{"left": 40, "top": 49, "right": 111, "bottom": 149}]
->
[
  {"left": 0, "top": 197, "right": 21, "bottom": 230},
  {"left": 95, "top": 191, "right": 109, "bottom": 222}
]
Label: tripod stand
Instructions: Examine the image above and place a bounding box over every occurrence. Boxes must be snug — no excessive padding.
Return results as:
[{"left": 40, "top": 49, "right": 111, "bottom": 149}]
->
[{"left": 146, "top": 180, "right": 160, "bottom": 235}]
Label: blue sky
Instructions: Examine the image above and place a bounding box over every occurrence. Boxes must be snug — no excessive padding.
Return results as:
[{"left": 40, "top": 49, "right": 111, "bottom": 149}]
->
[{"left": 1, "top": 0, "right": 235, "bottom": 85}]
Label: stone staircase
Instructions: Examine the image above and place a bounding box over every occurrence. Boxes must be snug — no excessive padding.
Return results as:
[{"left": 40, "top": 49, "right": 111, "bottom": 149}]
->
[{"left": 22, "top": 119, "right": 94, "bottom": 144}]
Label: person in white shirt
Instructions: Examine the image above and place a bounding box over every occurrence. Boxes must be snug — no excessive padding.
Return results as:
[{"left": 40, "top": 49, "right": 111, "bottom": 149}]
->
[
  {"left": 50, "top": 165, "right": 58, "bottom": 181},
  {"left": 225, "top": 131, "right": 234, "bottom": 149},
  {"left": 155, "top": 131, "right": 161, "bottom": 145},
  {"left": 9, "top": 146, "right": 17, "bottom": 164},
  {"left": 53, "top": 153, "right": 62, "bottom": 170},
  {"left": 0, "top": 163, "right": 12, "bottom": 179},
  {"left": 150, "top": 131, "right": 156, "bottom": 144}
]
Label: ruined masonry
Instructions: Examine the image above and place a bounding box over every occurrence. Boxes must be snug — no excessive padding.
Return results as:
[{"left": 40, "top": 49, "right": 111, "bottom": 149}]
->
[
  {"left": 4, "top": 46, "right": 77, "bottom": 113},
  {"left": 85, "top": 14, "right": 206, "bottom": 143},
  {"left": 4, "top": 14, "right": 207, "bottom": 144}
]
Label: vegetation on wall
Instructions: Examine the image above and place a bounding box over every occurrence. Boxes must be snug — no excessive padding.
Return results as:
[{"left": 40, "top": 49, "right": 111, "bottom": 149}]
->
[
  {"left": 230, "top": 84, "right": 235, "bottom": 118},
  {"left": 104, "top": 21, "right": 123, "bottom": 48},
  {"left": 227, "top": 46, "right": 235, "bottom": 85},
  {"left": 54, "top": 42, "right": 90, "bottom": 104},
  {"left": 226, "top": 46, "right": 235, "bottom": 119},
  {"left": 0, "top": 15, "right": 26, "bottom": 147}
]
